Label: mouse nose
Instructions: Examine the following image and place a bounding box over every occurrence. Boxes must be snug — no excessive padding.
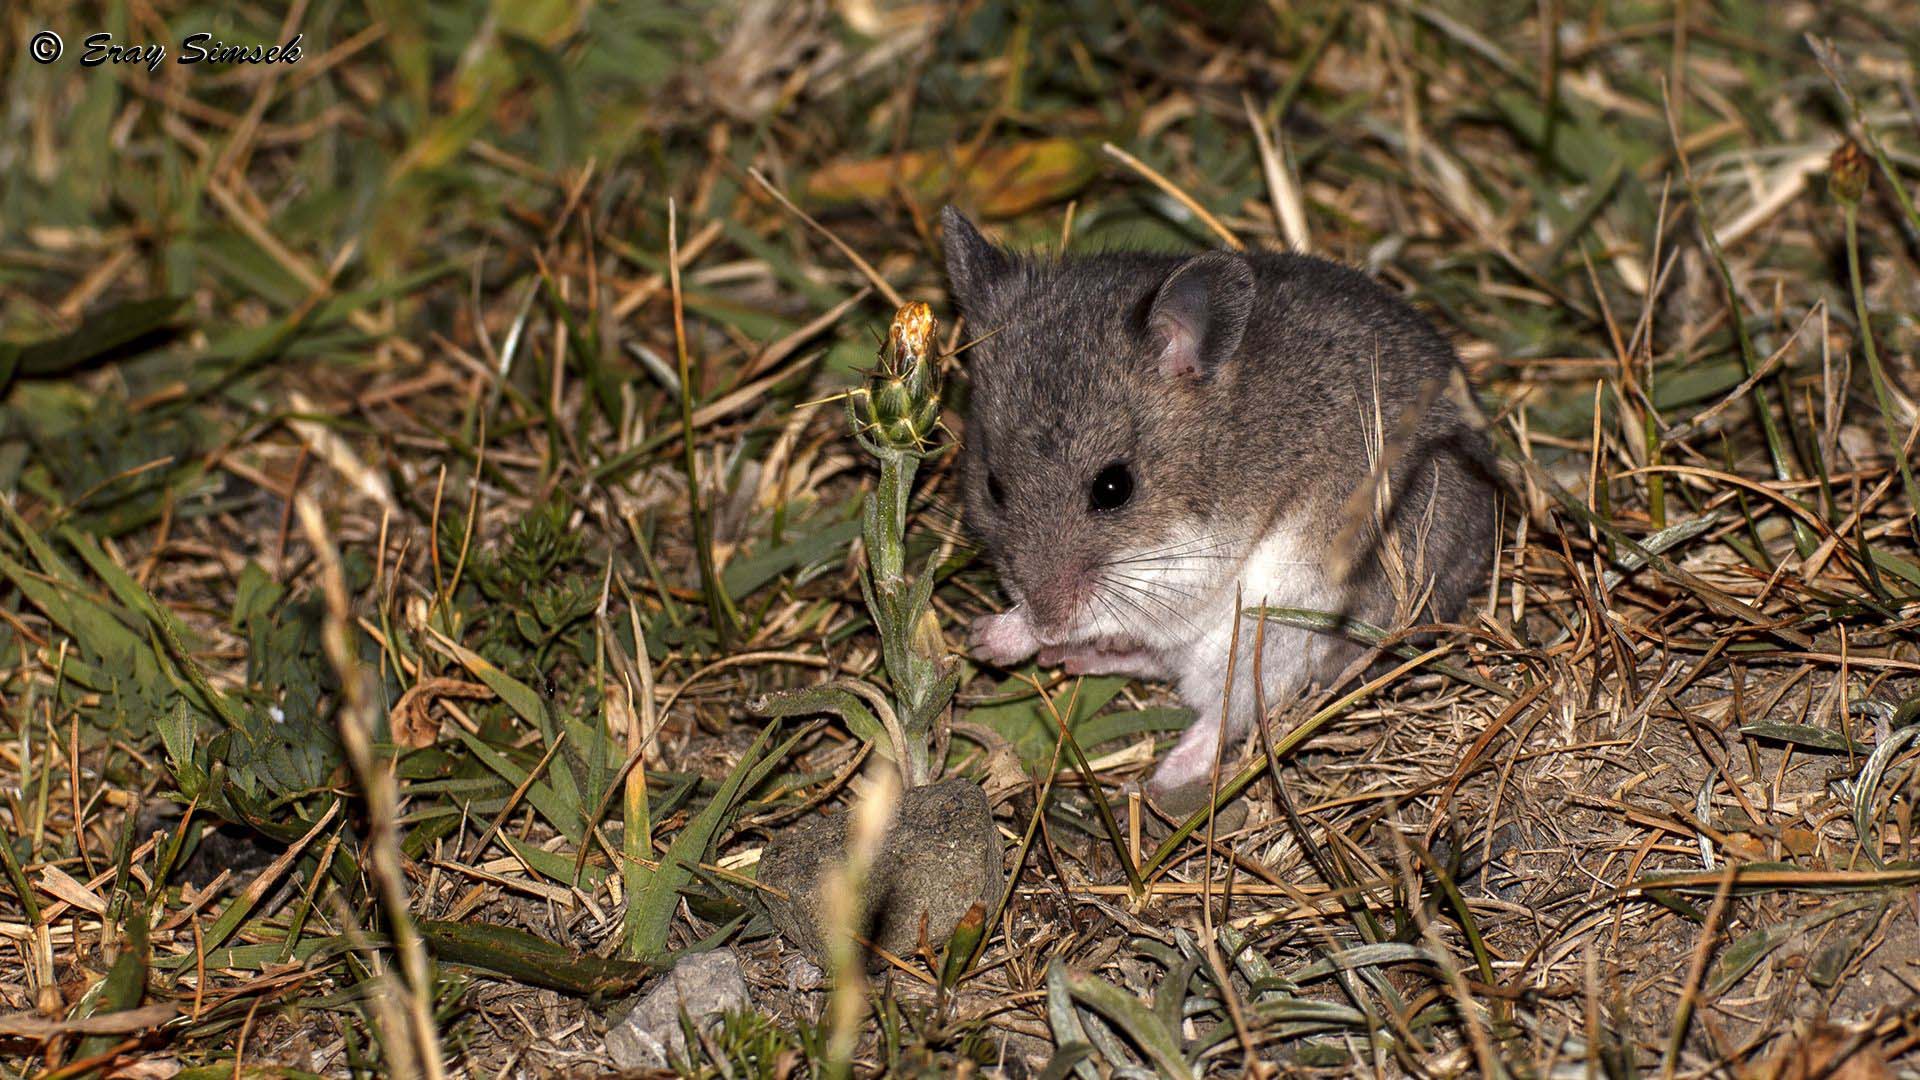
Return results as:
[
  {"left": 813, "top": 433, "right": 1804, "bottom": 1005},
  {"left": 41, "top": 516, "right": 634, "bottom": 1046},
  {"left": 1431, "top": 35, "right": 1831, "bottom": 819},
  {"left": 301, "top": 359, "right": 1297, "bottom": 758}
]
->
[{"left": 1019, "top": 559, "right": 1086, "bottom": 642}]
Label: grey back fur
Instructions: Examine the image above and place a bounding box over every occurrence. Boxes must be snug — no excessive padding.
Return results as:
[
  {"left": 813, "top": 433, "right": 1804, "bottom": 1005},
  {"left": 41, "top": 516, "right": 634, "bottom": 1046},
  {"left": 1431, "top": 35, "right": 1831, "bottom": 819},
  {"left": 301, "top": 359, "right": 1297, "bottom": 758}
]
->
[{"left": 943, "top": 207, "right": 1497, "bottom": 636}]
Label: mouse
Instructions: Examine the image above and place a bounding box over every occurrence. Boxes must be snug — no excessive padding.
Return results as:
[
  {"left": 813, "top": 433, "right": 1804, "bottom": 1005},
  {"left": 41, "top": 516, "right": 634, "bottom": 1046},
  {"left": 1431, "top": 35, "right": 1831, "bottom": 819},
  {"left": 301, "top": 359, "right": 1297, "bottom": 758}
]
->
[{"left": 941, "top": 207, "right": 1498, "bottom": 813}]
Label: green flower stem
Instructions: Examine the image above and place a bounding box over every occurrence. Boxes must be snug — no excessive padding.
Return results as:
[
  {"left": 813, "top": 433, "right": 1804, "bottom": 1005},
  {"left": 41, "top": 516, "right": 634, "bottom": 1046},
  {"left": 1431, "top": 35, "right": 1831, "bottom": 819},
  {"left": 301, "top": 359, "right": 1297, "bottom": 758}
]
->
[
  {"left": 845, "top": 302, "right": 955, "bottom": 788},
  {"left": 865, "top": 444, "right": 929, "bottom": 784}
]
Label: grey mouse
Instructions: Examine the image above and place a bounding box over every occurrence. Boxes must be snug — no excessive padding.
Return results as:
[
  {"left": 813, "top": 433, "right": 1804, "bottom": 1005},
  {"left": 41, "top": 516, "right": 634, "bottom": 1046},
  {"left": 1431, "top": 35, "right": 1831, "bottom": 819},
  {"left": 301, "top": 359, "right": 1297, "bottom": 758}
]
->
[{"left": 942, "top": 207, "right": 1498, "bottom": 809}]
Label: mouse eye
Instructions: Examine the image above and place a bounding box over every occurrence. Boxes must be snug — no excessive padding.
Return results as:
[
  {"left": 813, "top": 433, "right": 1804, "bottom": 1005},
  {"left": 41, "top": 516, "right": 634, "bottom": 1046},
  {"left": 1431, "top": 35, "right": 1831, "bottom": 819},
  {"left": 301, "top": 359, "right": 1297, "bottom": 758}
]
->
[
  {"left": 987, "top": 471, "right": 1006, "bottom": 507},
  {"left": 1087, "top": 462, "right": 1133, "bottom": 512}
]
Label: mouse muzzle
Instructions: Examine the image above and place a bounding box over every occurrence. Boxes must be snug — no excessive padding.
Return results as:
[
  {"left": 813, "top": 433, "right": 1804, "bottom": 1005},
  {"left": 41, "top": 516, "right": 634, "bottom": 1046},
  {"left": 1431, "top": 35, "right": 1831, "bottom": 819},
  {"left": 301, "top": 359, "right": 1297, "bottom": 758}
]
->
[{"left": 1010, "top": 557, "right": 1088, "bottom": 644}]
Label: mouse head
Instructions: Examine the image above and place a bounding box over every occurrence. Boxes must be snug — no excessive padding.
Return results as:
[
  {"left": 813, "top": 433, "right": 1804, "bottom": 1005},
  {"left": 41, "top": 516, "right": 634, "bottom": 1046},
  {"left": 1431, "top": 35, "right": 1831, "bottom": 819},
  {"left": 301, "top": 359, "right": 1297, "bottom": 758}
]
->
[{"left": 942, "top": 207, "right": 1262, "bottom": 649}]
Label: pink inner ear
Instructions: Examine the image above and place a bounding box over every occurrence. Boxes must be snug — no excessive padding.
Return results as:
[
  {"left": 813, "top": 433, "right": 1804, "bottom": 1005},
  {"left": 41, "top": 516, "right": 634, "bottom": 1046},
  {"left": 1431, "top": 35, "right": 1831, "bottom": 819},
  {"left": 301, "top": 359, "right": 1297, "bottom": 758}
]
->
[{"left": 1156, "top": 316, "right": 1201, "bottom": 377}]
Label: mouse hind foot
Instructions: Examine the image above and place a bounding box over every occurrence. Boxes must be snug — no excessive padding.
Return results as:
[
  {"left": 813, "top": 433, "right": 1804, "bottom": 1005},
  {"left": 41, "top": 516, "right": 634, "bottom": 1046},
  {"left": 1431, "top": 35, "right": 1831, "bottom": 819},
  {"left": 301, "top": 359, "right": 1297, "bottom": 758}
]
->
[{"left": 1147, "top": 712, "right": 1238, "bottom": 799}]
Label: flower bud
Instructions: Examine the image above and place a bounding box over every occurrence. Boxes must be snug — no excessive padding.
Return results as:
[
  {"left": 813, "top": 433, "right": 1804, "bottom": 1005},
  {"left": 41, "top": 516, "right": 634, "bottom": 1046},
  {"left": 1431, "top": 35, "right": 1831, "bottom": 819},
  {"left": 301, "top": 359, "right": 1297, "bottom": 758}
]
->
[
  {"left": 852, "top": 301, "right": 943, "bottom": 453},
  {"left": 1831, "top": 139, "right": 1869, "bottom": 207}
]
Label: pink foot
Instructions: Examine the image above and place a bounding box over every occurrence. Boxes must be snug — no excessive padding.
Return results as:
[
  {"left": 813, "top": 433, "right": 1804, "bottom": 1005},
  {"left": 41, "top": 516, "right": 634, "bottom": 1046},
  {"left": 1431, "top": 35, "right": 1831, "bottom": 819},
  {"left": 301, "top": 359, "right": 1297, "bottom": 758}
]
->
[
  {"left": 969, "top": 607, "right": 1040, "bottom": 667},
  {"left": 1148, "top": 714, "right": 1229, "bottom": 798}
]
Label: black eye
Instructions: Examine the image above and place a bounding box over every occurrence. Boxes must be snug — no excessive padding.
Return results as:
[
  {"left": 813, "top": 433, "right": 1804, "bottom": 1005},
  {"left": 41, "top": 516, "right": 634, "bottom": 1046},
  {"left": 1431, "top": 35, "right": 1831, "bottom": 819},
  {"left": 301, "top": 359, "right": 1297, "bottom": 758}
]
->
[
  {"left": 1088, "top": 462, "right": 1133, "bottom": 512},
  {"left": 987, "top": 472, "right": 1006, "bottom": 506}
]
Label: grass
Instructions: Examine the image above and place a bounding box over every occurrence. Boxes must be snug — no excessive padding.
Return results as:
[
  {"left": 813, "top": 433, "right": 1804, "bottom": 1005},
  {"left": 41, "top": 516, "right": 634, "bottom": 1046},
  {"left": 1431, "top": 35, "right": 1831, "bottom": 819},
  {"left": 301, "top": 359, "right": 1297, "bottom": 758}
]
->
[{"left": 4, "top": 0, "right": 1920, "bottom": 1075}]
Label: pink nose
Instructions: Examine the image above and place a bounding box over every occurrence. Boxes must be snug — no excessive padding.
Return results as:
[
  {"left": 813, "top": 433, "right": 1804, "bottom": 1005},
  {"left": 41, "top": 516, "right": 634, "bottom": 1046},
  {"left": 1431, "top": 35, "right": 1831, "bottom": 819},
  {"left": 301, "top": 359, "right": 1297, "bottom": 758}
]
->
[{"left": 1020, "top": 562, "right": 1084, "bottom": 638}]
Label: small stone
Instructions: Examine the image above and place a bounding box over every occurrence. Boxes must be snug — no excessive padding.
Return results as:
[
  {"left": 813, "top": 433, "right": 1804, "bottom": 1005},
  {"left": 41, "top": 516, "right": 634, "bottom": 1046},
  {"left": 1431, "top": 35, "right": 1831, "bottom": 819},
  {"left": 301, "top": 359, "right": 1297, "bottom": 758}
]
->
[
  {"left": 778, "top": 953, "right": 824, "bottom": 993},
  {"left": 758, "top": 777, "right": 1003, "bottom": 967},
  {"left": 603, "top": 948, "right": 748, "bottom": 1071}
]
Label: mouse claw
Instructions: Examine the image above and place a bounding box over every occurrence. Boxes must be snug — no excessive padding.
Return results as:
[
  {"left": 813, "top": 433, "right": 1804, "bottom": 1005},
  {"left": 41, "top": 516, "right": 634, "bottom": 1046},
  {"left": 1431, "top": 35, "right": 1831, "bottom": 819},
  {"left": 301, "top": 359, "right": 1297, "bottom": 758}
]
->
[{"left": 968, "top": 609, "right": 1039, "bottom": 667}]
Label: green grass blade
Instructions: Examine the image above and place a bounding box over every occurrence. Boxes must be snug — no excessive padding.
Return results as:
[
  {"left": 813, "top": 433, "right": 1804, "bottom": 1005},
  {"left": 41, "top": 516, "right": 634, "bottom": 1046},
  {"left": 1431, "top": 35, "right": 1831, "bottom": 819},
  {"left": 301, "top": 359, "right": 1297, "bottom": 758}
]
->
[{"left": 622, "top": 719, "right": 808, "bottom": 959}]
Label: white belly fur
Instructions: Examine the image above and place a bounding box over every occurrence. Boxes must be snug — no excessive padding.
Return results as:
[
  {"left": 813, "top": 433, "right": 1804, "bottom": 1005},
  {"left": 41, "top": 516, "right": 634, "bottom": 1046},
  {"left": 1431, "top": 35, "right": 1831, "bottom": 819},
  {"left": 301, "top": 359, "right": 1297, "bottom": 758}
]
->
[{"left": 1153, "top": 520, "right": 1349, "bottom": 793}]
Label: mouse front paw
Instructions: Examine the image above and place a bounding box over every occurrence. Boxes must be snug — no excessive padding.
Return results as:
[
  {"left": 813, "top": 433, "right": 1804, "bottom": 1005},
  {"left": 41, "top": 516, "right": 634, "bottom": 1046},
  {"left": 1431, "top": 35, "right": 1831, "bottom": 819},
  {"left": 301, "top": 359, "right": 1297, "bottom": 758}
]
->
[{"left": 968, "top": 608, "right": 1040, "bottom": 667}]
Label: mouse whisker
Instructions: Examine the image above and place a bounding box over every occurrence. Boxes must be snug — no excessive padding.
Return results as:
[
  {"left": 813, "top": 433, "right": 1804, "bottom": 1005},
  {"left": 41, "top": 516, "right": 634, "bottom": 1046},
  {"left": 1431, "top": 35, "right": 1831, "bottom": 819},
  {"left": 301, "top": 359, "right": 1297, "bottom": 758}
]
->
[
  {"left": 1110, "top": 543, "right": 1217, "bottom": 565},
  {"left": 1104, "top": 555, "right": 1237, "bottom": 571},
  {"left": 1094, "top": 581, "right": 1179, "bottom": 645},
  {"left": 1101, "top": 575, "right": 1199, "bottom": 638},
  {"left": 1101, "top": 535, "right": 1241, "bottom": 566},
  {"left": 1243, "top": 560, "right": 1322, "bottom": 567},
  {"left": 1122, "top": 587, "right": 1201, "bottom": 636},
  {"left": 1105, "top": 568, "right": 1190, "bottom": 591},
  {"left": 1086, "top": 586, "right": 1133, "bottom": 643},
  {"left": 1102, "top": 532, "right": 1233, "bottom": 559},
  {"left": 1104, "top": 557, "right": 1223, "bottom": 587},
  {"left": 1099, "top": 551, "right": 1237, "bottom": 574},
  {"left": 1092, "top": 577, "right": 1166, "bottom": 637},
  {"left": 1105, "top": 570, "right": 1201, "bottom": 602}
]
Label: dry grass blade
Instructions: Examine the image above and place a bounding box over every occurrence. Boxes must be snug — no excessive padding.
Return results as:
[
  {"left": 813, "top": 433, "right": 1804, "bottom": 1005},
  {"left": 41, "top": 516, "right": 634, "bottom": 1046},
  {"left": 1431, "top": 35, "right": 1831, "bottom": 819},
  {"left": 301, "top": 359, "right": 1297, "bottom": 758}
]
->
[
  {"left": 747, "top": 168, "right": 907, "bottom": 308},
  {"left": 1100, "top": 142, "right": 1246, "bottom": 251},
  {"left": 297, "top": 495, "right": 447, "bottom": 1080}
]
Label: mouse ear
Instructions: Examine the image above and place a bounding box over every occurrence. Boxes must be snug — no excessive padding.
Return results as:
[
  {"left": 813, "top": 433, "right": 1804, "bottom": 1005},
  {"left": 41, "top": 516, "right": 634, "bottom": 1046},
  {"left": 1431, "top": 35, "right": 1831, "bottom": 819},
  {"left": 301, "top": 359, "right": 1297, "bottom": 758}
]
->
[
  {"left": 1145, "top": 252, "right": 1255, "bottom": 379},
  {"left": 941, "top": 206, "right": 1011, "bottom": 318}
]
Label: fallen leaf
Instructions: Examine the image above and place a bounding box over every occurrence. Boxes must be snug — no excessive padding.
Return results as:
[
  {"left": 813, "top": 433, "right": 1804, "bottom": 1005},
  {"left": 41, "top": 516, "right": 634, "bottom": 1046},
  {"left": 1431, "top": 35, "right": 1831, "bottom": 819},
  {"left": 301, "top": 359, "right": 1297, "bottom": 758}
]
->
[
  {"left": 390, "top": 677, "right": 493, "bottom": 749},
  {"left": 1782, "top": 827, "right": 1819, "bottom": 859},
  {"left": 805, "top": 138, "right": 1099, "bottom": 219}
]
